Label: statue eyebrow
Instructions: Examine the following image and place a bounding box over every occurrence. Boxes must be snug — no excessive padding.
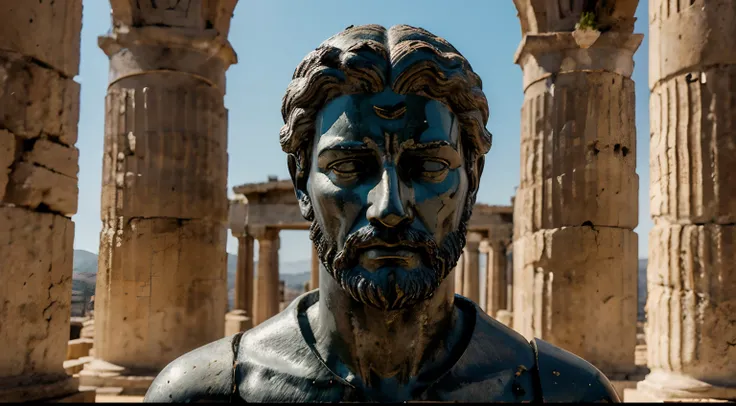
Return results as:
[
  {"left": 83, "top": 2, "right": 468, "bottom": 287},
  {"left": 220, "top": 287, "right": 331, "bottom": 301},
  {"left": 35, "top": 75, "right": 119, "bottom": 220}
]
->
[
  {"left": 373, "top": 102, "right": 407, "bottom": 120},
  {"left": 316, "top": 141, "right": 376, "bottom": 164},
  {"left": 401, "top": 140, "right": 454, "bottom": 151}
]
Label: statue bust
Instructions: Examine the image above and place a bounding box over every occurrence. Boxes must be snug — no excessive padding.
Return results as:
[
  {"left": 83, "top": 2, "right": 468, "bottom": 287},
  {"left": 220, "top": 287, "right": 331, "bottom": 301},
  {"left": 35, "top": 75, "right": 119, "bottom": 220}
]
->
[{"left": 144, "top": 24, "right": 620, "bottom": 403}]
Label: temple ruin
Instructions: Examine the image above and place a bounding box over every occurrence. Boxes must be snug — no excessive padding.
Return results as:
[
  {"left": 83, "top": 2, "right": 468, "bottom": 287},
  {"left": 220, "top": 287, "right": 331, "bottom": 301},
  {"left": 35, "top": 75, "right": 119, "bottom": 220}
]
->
[{"left": 0, "top": 0, "right": 735, "bottom": 402}]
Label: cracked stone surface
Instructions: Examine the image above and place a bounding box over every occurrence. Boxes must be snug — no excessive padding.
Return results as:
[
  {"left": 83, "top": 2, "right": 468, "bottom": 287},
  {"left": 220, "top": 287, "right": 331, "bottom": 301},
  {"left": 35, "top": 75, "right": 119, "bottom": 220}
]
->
[
  {"left": 0, "top": 0, "right": 82, "bottom": 401},
  {"left": 512, "top": 225, "right": 638, "bottom": 377},
  {"left": 512, "top": 1, "right": 641, "bottom": 379},
  {"left": 641, "top": 1, "right": 736, "bottom": 399},
  {"left": 94, "top": 217, "right": 227, "bottom": 371},
  {"left": 90, "top": 0, "right": 238, "bottom": 379},
  {"left": 0, "top": 207, "right": 74, "bottom": 385}
]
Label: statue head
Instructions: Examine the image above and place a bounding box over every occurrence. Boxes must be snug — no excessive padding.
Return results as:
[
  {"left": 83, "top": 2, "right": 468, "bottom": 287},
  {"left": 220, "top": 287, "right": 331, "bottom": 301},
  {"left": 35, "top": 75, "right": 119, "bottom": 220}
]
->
[{"left": 281, "top": 24, "right": 491, "bottom": 311}]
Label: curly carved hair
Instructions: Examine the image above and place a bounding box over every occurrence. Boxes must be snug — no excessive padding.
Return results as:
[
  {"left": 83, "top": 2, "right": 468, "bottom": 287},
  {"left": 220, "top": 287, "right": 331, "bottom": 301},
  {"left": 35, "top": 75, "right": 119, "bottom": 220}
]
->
[{"left": 280, "top": 24, "right": 492, "bottom": 191}]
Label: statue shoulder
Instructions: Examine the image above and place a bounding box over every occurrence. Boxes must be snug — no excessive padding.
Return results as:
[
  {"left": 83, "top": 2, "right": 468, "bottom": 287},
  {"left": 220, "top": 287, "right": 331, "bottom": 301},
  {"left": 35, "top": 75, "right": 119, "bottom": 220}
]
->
[
  {"left": 531, "top": 338, "right": 620, "bottom": 403},
  {"left": 143, "top": 333, "right": 243, "bottom": 403}
]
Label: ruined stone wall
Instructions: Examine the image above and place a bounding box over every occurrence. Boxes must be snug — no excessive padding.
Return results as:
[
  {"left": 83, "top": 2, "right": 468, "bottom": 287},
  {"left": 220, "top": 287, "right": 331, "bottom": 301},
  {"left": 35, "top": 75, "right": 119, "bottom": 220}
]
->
[
  {"left": 0, "top": 1, "right": 84, "bottom": 401},
  {"left": 641, "top": 0, "right": 736, "bottom": 398}
]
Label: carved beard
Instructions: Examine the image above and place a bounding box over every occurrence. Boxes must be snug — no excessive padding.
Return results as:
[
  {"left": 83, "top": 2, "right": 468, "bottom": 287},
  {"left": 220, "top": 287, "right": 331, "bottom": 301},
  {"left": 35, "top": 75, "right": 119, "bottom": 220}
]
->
[{"left": 308, "top": 202, "right": 472, "bottom": 311}]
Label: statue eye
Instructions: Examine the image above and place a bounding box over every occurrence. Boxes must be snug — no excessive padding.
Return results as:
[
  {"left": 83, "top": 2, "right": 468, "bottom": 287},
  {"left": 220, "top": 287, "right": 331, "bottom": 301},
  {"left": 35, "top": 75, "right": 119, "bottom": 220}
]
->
[
  {"left": 330, "top": 160, "right": 363, "bottom": 175},
  {"left": 421, "top": 160, "right": 448, "bottom": 173}
]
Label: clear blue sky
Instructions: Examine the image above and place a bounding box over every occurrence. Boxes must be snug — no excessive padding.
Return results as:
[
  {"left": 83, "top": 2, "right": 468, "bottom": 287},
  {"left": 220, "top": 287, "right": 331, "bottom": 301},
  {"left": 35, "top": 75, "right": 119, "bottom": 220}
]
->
[{"left": 73, "top": 1, "right": 652, "bottom": 262}]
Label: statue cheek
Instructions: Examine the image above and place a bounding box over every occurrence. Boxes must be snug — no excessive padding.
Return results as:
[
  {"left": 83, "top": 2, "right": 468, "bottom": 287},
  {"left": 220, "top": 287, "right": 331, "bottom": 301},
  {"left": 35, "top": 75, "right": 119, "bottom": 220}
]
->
[
  {"left": 413, "top": 170, "right": 465, "bottom": 234},
  {"left": 414, "top": 170, "right": 464, "bottom": 205}
]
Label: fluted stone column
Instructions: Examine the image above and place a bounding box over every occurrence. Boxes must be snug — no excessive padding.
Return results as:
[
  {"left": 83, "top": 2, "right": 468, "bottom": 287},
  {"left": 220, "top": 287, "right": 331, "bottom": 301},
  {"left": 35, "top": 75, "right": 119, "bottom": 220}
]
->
[
  {"left": 81, "top": 1, "right": 237, "bottom": 393},
  {"left": 636, "top": 0, "right": 736, "bottom": 401},
  {"left": 512, "top": 1, "right": 641, "bottom": 379},
  {"left": 253, "top": 228, "right": 281, "bottom": 326},
  {"left": 234, "top": 235, "right": 255, "bottom": 313},
  {"left": 225, "top": 199, "right": 254, "bottom": 336},
  {"left": 454, "top": 253, "right": 465, "bottom": 296},
  {"left": 461, "top": 232, "right": 482, "bottom": 303},
  {"left": 310, "top": 245, "right": 319, "bottom": 291},
  {"left": 483, "top": 238, "right": 509, "bottom": 318},
  {"left": 0, "top": 2, "right": 91, "bottom": 403}
]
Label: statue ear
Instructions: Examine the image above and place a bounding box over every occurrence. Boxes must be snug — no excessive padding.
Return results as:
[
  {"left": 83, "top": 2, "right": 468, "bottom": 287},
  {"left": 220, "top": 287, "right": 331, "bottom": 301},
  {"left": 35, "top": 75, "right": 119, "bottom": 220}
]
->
[{"left": 288, "top": 154, "right": 314, "bottom": 221}]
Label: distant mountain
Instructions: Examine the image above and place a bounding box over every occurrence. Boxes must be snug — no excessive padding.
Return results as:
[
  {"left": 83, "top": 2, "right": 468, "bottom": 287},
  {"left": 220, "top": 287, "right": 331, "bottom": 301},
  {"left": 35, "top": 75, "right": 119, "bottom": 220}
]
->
[{"left": 73, "top": 250, "right": 311, "bottom": 310}]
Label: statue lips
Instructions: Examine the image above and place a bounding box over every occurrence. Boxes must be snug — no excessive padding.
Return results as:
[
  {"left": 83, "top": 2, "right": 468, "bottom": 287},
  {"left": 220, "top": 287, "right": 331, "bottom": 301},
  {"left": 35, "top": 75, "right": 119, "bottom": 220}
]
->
[
  {"left": 359, "top": 244, "right": 422, "bottom": 270},
  {"left": 332, "top": 225, "right": 442, "bottom": 277}
]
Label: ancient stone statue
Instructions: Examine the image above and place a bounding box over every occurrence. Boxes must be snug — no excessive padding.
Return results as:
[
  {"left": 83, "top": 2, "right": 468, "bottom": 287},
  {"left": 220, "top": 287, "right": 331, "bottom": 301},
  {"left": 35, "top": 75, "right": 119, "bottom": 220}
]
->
[{"left": 144, "top": 24, "right": 620, "bottom": 403}]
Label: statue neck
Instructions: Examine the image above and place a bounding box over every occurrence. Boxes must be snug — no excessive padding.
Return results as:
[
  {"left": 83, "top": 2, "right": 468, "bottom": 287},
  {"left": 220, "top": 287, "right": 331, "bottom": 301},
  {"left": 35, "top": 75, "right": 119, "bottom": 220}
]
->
[{"left": 308, "top": 266, "right": 465, "bottom": 388}]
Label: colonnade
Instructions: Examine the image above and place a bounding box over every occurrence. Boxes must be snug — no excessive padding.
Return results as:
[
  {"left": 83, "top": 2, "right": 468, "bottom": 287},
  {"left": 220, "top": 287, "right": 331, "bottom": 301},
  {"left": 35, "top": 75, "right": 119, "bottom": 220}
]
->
[{"left": 1, "top": 0, "right": 736, "bottom": 402}]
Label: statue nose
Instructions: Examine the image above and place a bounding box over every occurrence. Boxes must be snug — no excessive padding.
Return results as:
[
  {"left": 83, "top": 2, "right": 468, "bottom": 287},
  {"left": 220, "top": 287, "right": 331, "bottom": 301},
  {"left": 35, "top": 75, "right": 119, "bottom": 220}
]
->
[{"left": 367, "top": 168, "right": 413, "bottom": 228}]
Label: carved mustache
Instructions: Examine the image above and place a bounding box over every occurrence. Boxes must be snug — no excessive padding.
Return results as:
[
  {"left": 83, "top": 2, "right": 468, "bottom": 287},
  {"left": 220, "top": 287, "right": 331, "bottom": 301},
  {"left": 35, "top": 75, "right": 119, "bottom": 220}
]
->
[{"left": 332, "top": 225, "right": 441, "bottom": 271}]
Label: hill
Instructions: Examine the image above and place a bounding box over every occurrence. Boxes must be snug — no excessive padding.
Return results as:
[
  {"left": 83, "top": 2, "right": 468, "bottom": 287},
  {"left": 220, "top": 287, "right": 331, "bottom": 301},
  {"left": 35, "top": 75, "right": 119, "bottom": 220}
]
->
[{"left": 72, "top": 250, "right": 311, "bottom": 309}]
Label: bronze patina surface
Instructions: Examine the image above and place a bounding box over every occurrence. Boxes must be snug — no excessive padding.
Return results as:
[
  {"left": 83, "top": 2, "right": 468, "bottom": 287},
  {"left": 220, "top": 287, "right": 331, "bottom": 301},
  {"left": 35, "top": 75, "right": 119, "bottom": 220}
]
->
[{"left": 144, "top": 24, "right": 620, "bottom": 403}]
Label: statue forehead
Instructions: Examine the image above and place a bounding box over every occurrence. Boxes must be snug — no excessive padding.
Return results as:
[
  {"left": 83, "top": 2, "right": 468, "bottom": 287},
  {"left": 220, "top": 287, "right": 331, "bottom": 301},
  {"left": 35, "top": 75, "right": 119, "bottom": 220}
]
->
[{"left": 315, "top": 89, "right": 458, "bottom": 141}]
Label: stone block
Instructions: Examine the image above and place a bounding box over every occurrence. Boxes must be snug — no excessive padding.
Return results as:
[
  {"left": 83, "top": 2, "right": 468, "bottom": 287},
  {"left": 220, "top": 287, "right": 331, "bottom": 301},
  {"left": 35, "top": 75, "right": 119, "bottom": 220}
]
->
[
  {"left": 515, "top": 72, "right": 638, "bottom": 232},
  {"left": 623, "top": 387, "right": 660, "bottom": 402},
  {"left": 645, "top": 224, "right": 736, "bottom": 386},
  {"left": 0, "top": 376, "right": 80, "bottom": 403},
  {"left": 514, "top": 164, "right": 638, "bottom": 235},
  {"left": 512, "top": 226, "right": 638, "bottom": 376},
  {"left": 225, "top": 310, "right": 252, "bottom": 337},
  {"left": 23, "top": 138, "right": 80, "bottom": 179},
  {"left": 515, "top": 32, "right": 642, "bottom": 91},
  {"left": 650, "top": 66, "right": 736, "bottom": 224},
  {"left": 99, "top": 85, "right": 228, "bottom": 221},
  {"left": 51, "top": 388, "right": 96, "bottom": 403},
  {"left": 0, "top": 206, "right": 74, "bottom": 380},
  {"left": 649, "top": 0, "right": 736, "bottom": 87},
  {"left": 80, "top": 319, "right": 94, "bottom": 339},
  {"left": 0, "top": 1, "right": 82, "bottom": 77},
  {"left": 63, "top": 356, "right": 92, "bottom": 376},
  {"left": 78, "top": 359, "right": 154, "bottom": 396},
  {"left": 0, "top": 52, "right": 80, "bottom": 145},
  {"left": 519, "top": 72, "right": 637, "bottom": 188},
  {"left": 637, "top": 370, "right": 736, "bottom": 401},
  {"left": 4, "top": 162, "right": 78, "bottom": 215},
  {"left": 66, "top": 338, "right": 94, "bottom": 361},
  {"left": 94, "top": 217, "right": 227, "bottom": 371},
  {"left": 0, "top": 130, "right": 14, "bottom": 200}
]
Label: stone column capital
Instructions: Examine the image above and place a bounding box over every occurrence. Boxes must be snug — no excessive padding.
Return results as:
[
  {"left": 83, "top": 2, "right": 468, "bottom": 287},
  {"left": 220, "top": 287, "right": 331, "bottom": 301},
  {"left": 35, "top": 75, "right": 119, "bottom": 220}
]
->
[
  {"left": 464, "top": 231, "right": 483, "bottom": 250},
  {"left": 97, "top": 25, "right": 236, "bottom": 90},
  {"left": 228, "top": 198, "right": 248, "bottom": 238},
  {"left": 250, "top": 226, "right": 280, "bottom": 243},
  {"left": 478, "top": 239, "right": 490, "bottom": 254},
  {"left": 480, "top": 237, "right": 509, "bottom": 254},
  {"left": 514, "top": 31, "right": 643, "bottom": 91}
]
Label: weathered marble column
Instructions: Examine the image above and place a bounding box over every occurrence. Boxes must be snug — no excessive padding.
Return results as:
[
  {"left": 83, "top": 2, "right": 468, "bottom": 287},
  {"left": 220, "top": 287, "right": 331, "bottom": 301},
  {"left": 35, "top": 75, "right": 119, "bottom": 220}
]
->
[
  {"left": 81, "top": 1, "right": 237, "bottom": 393},
  {"left": 483, "top": 238, "right": 509, "bottom": 318},
  {"left": 253, "top": 228, "right": 281, "bottom": 326},
  {"left": 461, "top": 232, "right": 482, "bottom": 303},
  {"left": 234, "top": 235, "right": 255, "bottom": 312},
  {"left": 225, "top": 200, "right": 254, "bottom": 336},
  {"left": 310, "top": 245, "right": 319, "bottom": 291},
  {"left": 454, "top": 254, "right": 465, "bottom": 296},
  {"left": 0, "top": 1, "right": 91, "bottom": 402},
  {"left": 513, "top": 1, "right": 641, "bottom": 379},
  {"left": 636, "top": 0, "right": 736, "bottom": 401}
]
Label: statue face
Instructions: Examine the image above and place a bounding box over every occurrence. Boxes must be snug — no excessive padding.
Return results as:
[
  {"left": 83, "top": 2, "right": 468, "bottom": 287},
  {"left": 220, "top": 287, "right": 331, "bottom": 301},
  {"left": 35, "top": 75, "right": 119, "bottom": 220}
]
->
[{"left": 306, "top": 89, "right": 470, "bottom": 310}]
